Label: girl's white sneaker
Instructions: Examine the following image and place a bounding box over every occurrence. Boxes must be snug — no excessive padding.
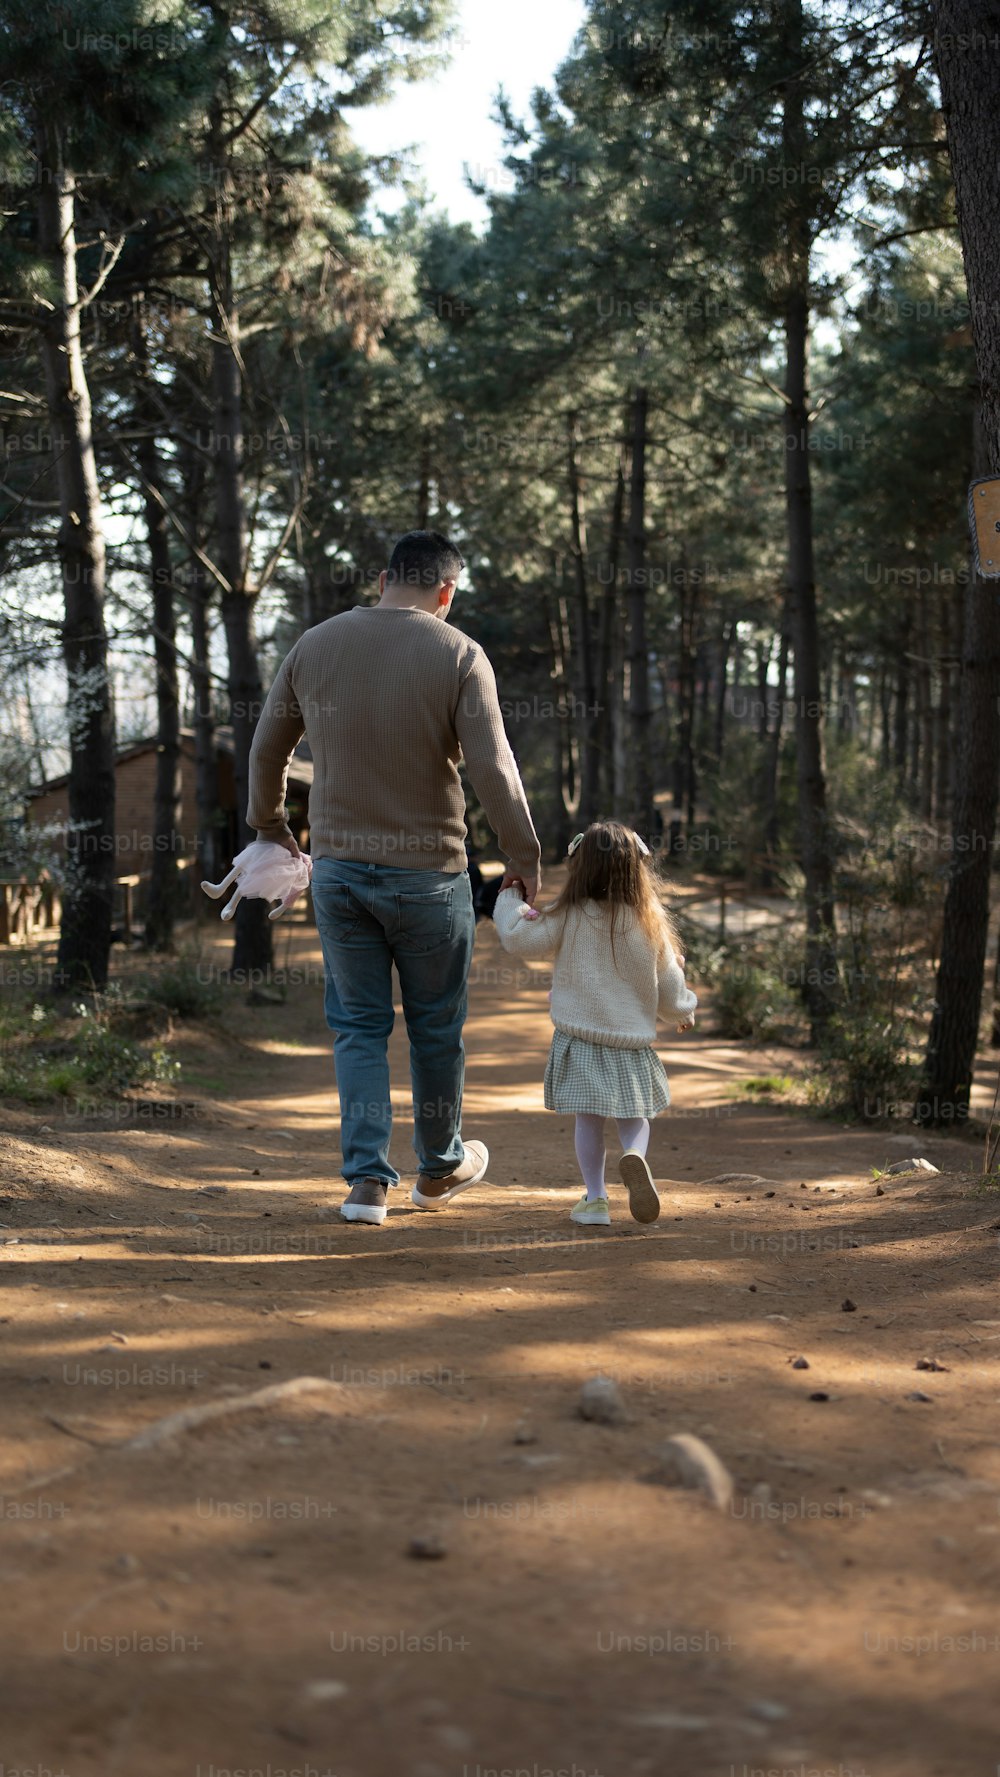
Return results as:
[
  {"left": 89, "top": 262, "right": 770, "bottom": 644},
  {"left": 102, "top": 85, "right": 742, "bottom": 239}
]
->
[
  {"left": 570, "top": 1195, "right": 610, "bottom": 1227},
  {"left": 619, "top": 1151, "right": 660, "bottom": 1223}
]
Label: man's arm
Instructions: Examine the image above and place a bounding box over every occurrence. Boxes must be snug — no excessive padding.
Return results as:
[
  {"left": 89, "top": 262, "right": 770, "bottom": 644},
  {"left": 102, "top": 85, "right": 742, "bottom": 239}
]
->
[
  {"left": 455, "top": 651, "right": 541, "bottom": 903},
  {"left": 247, "top": 649, "right": 305, "bottom": 853}
]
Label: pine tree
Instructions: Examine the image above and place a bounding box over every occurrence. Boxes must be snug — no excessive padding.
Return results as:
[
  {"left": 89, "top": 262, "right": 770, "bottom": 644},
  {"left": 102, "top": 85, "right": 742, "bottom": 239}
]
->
[
  {"left": 0, "top": 2, "right": 208, "bottom": 987},
  {"left": 917, "top": 0, "right": 1000, "bottom": 1124}
]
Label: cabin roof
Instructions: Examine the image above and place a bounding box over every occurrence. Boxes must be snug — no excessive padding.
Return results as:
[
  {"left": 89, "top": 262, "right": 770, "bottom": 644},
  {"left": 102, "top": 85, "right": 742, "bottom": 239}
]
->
[{"left": 27, "top": 728, "right": 314, "bottom": 798}]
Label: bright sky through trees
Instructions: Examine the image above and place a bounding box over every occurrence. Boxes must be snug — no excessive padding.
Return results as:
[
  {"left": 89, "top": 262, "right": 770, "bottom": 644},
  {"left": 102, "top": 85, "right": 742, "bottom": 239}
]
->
[{"left": 349, "top": 0, "right": 588, "bottom": 227}]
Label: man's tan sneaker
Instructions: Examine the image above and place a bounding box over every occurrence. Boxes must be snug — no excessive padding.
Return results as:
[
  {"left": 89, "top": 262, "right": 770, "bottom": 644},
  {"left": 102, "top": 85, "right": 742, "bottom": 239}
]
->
[
  {"left": 340, "top": 1177, "right": 388, "bottom": 1225},
  {"left": 411, "top": 1140, "right": 489, "bottom": 1210}
]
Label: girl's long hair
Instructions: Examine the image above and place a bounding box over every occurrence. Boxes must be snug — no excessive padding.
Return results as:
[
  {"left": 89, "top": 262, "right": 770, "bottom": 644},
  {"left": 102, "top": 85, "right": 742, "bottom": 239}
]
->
[{"left": 544, "top": 821, "right": 680, "bottom": 960}]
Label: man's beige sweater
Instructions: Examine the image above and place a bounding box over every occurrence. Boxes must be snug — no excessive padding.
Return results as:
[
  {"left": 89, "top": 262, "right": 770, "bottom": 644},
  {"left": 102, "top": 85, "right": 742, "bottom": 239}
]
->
[
  {"left": 248, "top": 606, "right": 540, "bottom": 874},
  {"left": 493, "top": 887, "right": 697, "bottom": 1049}
]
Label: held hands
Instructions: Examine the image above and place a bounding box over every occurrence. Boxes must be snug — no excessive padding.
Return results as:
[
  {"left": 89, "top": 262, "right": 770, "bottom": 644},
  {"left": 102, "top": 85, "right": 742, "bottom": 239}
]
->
[{"left": 500, "top": 869, "right": 540, "bottom": 908}]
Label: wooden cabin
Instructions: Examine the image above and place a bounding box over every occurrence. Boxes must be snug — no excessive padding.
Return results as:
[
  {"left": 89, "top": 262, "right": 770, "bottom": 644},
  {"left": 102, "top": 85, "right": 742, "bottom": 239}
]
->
[{"left": 11, "top": 731, "right": 313, "bottom": 941}]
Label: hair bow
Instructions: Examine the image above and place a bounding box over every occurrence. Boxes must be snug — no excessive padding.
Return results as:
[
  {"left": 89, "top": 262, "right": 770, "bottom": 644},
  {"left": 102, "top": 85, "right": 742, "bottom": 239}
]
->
[{"left": 566, "top": 829, "right": 651, "bottom": 857}]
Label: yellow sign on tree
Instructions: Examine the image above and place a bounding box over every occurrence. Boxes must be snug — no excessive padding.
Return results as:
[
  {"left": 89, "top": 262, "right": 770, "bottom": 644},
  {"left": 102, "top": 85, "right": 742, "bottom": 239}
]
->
[{"left": 968, "top": 477, "right": 1000, "bottom": 577}]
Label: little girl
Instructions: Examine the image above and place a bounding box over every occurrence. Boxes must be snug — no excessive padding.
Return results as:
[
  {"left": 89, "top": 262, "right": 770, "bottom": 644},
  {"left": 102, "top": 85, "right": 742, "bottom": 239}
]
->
[{"left": 493, "top": 821, "right": 696, "bottom": 1227}]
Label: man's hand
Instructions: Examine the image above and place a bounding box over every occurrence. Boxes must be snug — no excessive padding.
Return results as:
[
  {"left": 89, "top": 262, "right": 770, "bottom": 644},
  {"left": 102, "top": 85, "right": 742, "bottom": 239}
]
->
[
  {"left": 268, "top": 831, "right": 302, "bottom": 861},
  {"left": 500, "top": 868, "right": 539, "bottom": 906}
]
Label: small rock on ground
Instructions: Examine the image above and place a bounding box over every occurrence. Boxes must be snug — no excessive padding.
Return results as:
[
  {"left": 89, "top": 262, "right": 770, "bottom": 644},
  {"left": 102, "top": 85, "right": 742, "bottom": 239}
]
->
[
  {"left": 578, "top": 1375, "right": 627, "bottom": 1425},
  {"left": 407, "top": 1535, "right": 447, "bottom": 1560},
  {"left": 648, "top": 1433, "right": 734, "bottom": 1510},
  {"left": 749, "top": 1700, "right": 789, "bottom": 1722}
]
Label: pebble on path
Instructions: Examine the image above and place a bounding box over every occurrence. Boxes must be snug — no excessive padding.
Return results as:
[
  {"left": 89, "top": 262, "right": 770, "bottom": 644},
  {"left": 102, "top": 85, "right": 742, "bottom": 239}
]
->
[
  {"left": 578, "top": 1375, "right": 628, "bottom": 1425},
  {"left": 648, "top": 1433, "right": 734, "bottom": 1511},
  {"left": 407, "top": 1535, "right": 447, "bottom": 1560}
]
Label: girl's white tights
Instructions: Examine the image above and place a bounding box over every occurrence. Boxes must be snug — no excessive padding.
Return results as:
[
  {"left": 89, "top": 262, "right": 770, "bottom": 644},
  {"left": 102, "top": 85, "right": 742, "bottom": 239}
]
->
[{"left": 574, "top": 1113, "right": 650, "bottom": 1200}]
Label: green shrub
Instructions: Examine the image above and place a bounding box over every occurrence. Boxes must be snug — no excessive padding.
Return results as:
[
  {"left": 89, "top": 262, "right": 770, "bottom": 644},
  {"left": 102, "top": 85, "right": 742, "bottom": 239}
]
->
[
  {"left": 677, "top": 926, "right": 801, "bottom": 1042},
  {"left": 736, "top": 1074, "right": 794, "bottom": 1097},
  {"left": 0, "top": 992, "right": 181, "bottom": 1106},
  {"left": 713, "top": 960, "right": 775, "bottom": 1039},
  {"left": 77, "top": 1021, "right": 150, "bottom": 1092},
  {"left": 142, "top": 953, "right": 221, "bottom": 1020},
  {"left": 807, "top": 1008, "right": 918, "bottom": 1122}
]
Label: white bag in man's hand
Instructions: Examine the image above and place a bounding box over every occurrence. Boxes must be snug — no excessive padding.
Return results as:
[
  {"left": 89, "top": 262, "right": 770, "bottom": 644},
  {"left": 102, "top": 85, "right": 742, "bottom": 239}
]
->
[{"left": 202, "top": 841, "right": 313, "bottom": 922}]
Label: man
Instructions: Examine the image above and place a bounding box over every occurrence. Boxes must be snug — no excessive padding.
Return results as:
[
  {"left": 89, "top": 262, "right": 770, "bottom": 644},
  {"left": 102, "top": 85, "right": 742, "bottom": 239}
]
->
[{"left": 248, "top": 530, "right": 541, "bottom": 1226}]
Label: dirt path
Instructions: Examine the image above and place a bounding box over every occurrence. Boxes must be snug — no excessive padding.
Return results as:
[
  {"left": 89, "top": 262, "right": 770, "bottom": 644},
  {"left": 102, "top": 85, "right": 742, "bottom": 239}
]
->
[{"left": 2, "top": 916, "right": 999, "bottom": 1777}]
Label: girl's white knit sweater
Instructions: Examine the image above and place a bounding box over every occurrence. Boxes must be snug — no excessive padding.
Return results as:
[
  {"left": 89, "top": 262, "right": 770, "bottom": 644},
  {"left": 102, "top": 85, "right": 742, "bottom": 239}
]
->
[{"left": 493, "top": 887, "right": 697, "bottom": 1051}]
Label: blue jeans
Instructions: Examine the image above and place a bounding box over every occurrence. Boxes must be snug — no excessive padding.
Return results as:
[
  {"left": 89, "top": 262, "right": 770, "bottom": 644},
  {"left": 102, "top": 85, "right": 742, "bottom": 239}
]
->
[{"left": 311, "top": 858, "right": 476, "bottom": 1187}]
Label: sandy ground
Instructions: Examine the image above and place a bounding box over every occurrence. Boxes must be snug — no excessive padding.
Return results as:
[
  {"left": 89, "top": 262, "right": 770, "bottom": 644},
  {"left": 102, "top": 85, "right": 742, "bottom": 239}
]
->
[{"left": 2, "top": 912, "right": 1000, "bottom": 1777}]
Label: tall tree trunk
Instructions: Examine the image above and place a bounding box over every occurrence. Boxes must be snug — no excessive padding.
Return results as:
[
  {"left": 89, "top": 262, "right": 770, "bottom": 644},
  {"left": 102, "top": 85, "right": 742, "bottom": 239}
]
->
[
  {"left": 933, "top": 0, "right": 1000, "bottom": 460},
  {"left": 755, "top": 638, "right": 772, "bottom": 743},
  {"left": 208, "top": 109, "right": 271, "bottom": 979},
  {"left": 611, "top": 622, "right": 628, "bottom": 819},
  {"left": 139, "top": 434, "right": 182, "bottom": 950},
  {"left": 595, "top": 462, "right": 625, "bottom": 811},
  {"left": 863, "top": 666, "right": 875, "bottom": 750},
  {"left": 892, "top": 632, "right": 909, "bottom": 791},
  {"left": 626, "top": 385, "right": 653, "bottom": 839},
  {"left": 918, "top": 594, "right": 935, "bottom": 820},
  {"left": 760, "top": 604, "right": 790, "bottom": 888},
  {"left": 730, "top": 626, "right": 744, "bottom": 716},
  {"left": 695, "top": 640, "right": 712, "bottom": 762},
  {"left": 134, "top": 320, "right": 182, "bottom": 952},
  {"left": 542, "top": 592, "right": 572, "bottom": 856},
  {"left": 822, "top": 653, "right": 834, "bottom": 722},
  {"left": 37, "top": 126, "right": 115, "bottom": 991},
  {"left": 781, "top": 8, "right": 837, "bottom": 1038},
  {"left": 566, "top": 412, "right": 600, "bottom": 823},
  {"left": 918, "top": 563, "right": 1000, "bottom": 1121},
  {"left": 917, "top": 2, "right": 1000, "bottom": 1121},
  {"left": 655, "top": 656, "right": 672, "bottom": 843},
  {"left": 837, "top": 662, "right": 857, "bottom": 739},
  {"left": 672, "top": 561, "right": 699, "bottom": 845},
  {"left": 878, "top": 658, "right": 892, "bottom": 768},
  {"left": 713, "top": 617, "right": 734, "bottom": 766},
  {"left": 181, "top": 435, "right": 222, "bottom": 890},
  {"left": 189, "top": 556, "right": 221, "bottom": 891},
  {"left": 935, "top": 589, "right": 954, "bottom": 823},
  {"left": 553, "top": 581, "right": 576, "bottom": 809}
]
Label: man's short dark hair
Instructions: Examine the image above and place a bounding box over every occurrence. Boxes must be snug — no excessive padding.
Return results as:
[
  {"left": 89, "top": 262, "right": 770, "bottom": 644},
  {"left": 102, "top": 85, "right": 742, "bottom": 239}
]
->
[{"left": 386, "top": 530, "right": 465, "bottom": 592}]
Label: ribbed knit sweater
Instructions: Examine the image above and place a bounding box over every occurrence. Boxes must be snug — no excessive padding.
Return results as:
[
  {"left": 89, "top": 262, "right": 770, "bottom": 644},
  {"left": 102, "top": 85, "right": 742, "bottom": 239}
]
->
[
  {"left": 247, "top": 607, "right": 541, "bottom": 874},
  {"left": 493, "top": 887, "right": 698, "bottom": 1050}
]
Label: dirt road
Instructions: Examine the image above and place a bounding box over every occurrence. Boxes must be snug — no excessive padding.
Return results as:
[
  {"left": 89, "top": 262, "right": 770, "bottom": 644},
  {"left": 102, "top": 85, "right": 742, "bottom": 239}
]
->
[{"left": 1, "top": 916, "right": 998, "bottom": 1777}]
